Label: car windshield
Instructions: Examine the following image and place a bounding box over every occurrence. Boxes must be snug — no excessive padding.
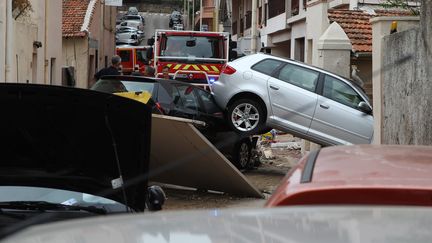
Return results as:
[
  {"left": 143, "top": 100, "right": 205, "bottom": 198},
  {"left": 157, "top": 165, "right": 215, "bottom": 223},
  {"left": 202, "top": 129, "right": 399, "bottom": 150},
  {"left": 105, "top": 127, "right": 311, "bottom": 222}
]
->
[
  {"left": 92, "top": 79, "right": 155, "bottom": 94},
  {"left": 162, "top": 36, "right": 224, "bottom": 59},
  {"left": 0, "top": 186, "right": 124, "bottom": 207}
]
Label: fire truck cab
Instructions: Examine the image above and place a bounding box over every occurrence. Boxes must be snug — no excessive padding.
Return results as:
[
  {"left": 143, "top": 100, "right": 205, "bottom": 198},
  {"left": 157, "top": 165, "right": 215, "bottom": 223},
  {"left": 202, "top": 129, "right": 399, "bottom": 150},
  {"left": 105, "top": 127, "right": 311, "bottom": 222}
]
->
[
  {"left": 147, "top": 30, "right": 236, "bottom": 89},
  {"left": 116, "top": 45, "right": 151, "bottom": 75}
]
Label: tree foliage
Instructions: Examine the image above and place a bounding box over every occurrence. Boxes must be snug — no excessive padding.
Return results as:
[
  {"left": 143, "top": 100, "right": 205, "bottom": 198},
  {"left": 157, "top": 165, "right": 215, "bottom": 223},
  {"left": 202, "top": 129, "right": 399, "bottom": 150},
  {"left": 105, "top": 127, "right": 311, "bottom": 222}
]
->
[{"left": 381, "top": 0, "right": 421, "bottom": 15}]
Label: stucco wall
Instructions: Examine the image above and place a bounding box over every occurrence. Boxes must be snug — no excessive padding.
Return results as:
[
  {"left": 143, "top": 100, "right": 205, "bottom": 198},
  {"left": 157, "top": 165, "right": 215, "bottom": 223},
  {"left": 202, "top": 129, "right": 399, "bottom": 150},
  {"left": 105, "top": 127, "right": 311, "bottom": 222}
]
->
[
  {"left": 45, "top": 0, "right": 63, "bottom": 85},
  {"left": 63, "top": 38, "right": 89, "bottom": 89},
  {"left": 382, "top": 28, "right": 432, "bottom": 144},
  {"left": 14, "top": 22, "right": 38, "bottom": 83}
]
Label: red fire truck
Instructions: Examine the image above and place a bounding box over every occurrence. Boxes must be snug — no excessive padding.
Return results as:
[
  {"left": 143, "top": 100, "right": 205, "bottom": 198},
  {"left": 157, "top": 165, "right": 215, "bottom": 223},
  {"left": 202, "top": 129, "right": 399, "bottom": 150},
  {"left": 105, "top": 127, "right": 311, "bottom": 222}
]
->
[
  {"left": 116, "top": 45, "right": 151, "bottom": 74},
  {"left": 147, "top": 29, "right": 236, "bottom": 89}
]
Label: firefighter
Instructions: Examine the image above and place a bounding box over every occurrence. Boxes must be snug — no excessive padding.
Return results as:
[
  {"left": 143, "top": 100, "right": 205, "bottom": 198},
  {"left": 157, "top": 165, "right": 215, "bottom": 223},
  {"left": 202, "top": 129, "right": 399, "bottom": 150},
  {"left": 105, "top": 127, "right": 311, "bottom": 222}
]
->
[
  {"left": 162, "top": 66, "right": 171, "bottom": 79},
  {"left": 94, "top": 55, "right": 121, "bottom": 80}
]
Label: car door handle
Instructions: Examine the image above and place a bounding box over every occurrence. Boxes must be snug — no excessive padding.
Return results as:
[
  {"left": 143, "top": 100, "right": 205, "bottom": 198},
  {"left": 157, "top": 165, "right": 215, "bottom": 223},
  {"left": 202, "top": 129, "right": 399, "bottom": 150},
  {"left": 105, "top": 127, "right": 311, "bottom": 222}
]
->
[
  {"left": 320, "top": 104, "right": 329, "bottom": 109},
  {"left": 270, "top": 85, "right": 280, "bottom": 90}
]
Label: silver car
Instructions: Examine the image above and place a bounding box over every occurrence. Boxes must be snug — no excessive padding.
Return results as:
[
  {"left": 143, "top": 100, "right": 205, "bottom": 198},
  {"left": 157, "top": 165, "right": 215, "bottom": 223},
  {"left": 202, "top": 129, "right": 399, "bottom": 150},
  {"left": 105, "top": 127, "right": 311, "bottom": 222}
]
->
[{"left": 212, "top": 53, "right": 373, "bottom": 145}]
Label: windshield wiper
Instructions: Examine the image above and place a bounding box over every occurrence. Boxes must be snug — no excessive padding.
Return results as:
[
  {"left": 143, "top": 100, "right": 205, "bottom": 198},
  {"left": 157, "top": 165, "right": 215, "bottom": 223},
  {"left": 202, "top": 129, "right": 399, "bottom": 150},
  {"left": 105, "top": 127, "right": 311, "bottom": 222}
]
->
[{"left": 0, "top": 201, "right": 107, "bottom": 215}]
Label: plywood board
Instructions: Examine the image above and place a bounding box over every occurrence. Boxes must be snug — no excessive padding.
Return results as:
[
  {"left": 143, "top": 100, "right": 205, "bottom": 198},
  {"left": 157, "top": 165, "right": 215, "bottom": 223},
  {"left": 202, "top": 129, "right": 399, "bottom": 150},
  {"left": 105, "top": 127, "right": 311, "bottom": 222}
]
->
[{"left": 149, "top": 115, "right": 263, "bottom": 198}]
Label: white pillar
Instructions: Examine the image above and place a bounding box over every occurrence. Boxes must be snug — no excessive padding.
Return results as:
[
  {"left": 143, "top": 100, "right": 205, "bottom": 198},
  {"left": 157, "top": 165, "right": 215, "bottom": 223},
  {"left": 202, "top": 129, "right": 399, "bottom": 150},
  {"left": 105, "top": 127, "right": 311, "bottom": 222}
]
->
[
  {"left": 317, "top": 22, "right": 352, "bottom": 78},
  {"left": 199, "top": 0, "right": 203, "bottom": 31},
  {"left": 5, "top": 0, "right": 14, "bottom": 82},
  {"left": 251, "top": 0, "right": 257, "bottom": 53}
]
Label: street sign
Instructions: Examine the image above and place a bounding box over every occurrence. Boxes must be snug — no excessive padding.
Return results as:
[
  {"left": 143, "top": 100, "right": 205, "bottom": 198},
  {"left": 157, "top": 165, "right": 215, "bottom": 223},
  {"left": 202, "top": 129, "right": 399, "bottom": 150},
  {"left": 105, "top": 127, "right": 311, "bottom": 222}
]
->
[{"left": 105, "top": 0, "right": 122, "bottom": 6}]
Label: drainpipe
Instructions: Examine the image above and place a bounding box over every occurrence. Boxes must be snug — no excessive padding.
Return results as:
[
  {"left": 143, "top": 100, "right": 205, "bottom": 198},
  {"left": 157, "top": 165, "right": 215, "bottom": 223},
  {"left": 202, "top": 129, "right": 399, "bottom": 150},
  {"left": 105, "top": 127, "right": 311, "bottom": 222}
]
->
[
  {"left": 5, "top": 0, "right": 14, "bottom": 82},
  {"left": 251, "top": 0, "right": 257, "bottom": 53},
  {"left": 0, "top": 1, "right": 6, "bottom": 81}
]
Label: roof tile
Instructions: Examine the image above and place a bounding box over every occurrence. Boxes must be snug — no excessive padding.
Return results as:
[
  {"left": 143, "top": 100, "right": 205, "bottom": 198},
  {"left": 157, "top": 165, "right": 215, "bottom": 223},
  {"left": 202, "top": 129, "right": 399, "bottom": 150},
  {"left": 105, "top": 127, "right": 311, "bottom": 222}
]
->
[
  {"left": 63, "top": 0, "right": 97, "bottom": 37},
  {"left": 328, "top": 9, "right": 412, "bottom": 53}
]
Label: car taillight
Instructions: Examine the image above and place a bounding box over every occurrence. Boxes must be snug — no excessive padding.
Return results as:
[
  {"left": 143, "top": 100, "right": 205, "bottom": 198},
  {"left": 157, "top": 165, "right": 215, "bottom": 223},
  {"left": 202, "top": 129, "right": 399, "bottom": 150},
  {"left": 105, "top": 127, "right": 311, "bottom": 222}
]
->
[{"left": 222, "top": 65, "right": 236, "bottom": 75}]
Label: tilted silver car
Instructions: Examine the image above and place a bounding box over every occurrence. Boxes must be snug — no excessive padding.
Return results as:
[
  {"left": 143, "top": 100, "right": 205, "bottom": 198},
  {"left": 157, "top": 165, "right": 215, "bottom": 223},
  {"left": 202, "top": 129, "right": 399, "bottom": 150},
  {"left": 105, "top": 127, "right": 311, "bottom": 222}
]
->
[{"left": 212, "top": 53, "right": 373, "bottom": 145}]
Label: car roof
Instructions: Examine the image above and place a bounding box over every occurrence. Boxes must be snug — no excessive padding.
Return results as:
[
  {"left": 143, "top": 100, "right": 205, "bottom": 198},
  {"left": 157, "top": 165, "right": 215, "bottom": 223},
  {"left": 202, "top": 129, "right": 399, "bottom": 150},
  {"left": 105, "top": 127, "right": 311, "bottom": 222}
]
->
[
  {"left": 266, "top": 145, "right": 432, "bottom": 207},
  {"left": 311, "top": 145, "right": 432, "bottom": 187},
  {"left": 99, "top": 75, "right": 210, "bottom": 92},
  {"left": 242, "top": 53, "right": 367, "bottom": 95}
]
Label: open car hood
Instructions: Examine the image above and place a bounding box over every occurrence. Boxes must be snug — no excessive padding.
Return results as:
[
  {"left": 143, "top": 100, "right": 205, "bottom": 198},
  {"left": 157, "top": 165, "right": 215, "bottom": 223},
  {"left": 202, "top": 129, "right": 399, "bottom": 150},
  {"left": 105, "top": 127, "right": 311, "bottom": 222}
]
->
[{"left": 0, "top": 84, "right": 151, "bottom": 212}]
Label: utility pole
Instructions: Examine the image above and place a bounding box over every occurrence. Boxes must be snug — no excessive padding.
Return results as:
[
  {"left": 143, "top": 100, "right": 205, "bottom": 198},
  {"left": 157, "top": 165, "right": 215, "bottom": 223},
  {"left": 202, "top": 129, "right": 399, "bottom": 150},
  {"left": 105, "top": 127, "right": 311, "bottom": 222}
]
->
[
  {"left": 5, "top": 0, "right": 14, "bottom": 82},
  {"left": 192, "top": 0, "right": 195, "bottom": 30},
  {"left": 251, "top": 0, "right": 258, "bottom": 53},
  {"left": 199, "top": 0, "right": 203, "bottom": 31}
]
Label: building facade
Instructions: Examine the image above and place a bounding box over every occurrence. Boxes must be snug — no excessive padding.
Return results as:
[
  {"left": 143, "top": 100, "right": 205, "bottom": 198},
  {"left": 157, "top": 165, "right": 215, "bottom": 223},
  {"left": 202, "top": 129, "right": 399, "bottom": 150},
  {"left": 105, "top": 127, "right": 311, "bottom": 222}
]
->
[
  {"left": 0, "top": 0, "right": 62, "bottom": 84},
  {"left": 63, "top": 0, "right": 117, "bottom": 89}
]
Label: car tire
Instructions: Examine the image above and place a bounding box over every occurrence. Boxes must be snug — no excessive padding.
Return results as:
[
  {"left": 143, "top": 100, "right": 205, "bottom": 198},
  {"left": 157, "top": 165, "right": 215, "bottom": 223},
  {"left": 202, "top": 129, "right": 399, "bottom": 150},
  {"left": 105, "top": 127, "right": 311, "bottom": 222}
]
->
[
  {"left": 233, "top": 139, "right": 252, "bottom": 170},
  {"left": 227, "top": 98, "right": 266, "bottom": 136}
]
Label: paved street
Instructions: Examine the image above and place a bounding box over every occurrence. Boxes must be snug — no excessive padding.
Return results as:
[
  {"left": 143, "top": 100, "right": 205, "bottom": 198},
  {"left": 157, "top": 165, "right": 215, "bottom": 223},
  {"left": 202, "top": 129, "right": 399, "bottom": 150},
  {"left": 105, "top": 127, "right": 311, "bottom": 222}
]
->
[{"left": 140, "top": 12, "right": 170, "bottom": 43}]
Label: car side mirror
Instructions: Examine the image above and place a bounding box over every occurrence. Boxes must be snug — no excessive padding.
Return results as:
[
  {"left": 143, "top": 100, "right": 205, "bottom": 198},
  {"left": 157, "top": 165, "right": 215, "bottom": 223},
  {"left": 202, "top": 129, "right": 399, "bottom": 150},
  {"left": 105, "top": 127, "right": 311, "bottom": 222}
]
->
[
  {"left": 358, "top": 101, "right": 372, "bottom": 114},
  {"left": 147, "top": 37, "right": 155, "bottom": 46},
  {"left": 146, "top": 185, "right": 166, "bottom": 211},
  {"left": 230, "top": 41, "right": 237, "bottom": 49}
]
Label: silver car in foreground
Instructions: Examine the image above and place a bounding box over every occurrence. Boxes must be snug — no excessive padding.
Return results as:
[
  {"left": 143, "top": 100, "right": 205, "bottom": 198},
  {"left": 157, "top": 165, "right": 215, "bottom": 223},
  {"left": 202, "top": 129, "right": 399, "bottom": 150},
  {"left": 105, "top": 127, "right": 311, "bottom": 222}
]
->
[
  {"left": 3, "top": 206, "right": 431, "bottom": 242},
  {"left": 212, "top": 53, "right": 373, "bottom": 145}
]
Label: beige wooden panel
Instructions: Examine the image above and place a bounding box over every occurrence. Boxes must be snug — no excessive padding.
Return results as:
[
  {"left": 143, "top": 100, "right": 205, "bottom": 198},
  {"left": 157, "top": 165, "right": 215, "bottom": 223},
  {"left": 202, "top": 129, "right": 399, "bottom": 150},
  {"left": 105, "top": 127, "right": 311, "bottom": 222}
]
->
[{"left": 149, "top": 115, "right": 263, "bottom": 198}]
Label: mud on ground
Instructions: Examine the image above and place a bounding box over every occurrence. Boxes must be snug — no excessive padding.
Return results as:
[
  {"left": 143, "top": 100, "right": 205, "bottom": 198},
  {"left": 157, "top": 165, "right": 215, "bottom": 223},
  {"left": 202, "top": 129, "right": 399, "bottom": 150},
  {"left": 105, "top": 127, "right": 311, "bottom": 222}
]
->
[{"left": 162, "top": 134, "right": 303, "bottom": 210}]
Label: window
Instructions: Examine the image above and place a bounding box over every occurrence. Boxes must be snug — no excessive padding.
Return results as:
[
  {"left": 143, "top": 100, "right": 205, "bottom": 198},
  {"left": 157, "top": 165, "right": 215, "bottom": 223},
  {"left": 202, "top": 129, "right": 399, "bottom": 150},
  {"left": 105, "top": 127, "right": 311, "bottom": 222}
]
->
[
  {"left": 176, "top": 85, "right": 199, "bottom": 111},
  {"left": 277, "top": 64, "right": 318, "bottom": 92},
  {"left": 162, "top": 36, "right": 224, "bottom": 59},
  {"left": 269, "top": 0, "right": 285, "bottom": 18},
  {"left": 136, "top": 49, "right": 148, "bottom": 62},
  {"left": 118, "top": 50, "right": 131, "bottom": 62},
  {"left": 195, "top": 89, "right": 220, "bottom": 114},
  {"left": 246, "top": 11, "right": 252, "bottom": 29},
  {"left": 323, "top": 75, "right": 363, "bottom": 109},
  {"left": 251, "top": 59, "right": 283, "bottom": 75}
]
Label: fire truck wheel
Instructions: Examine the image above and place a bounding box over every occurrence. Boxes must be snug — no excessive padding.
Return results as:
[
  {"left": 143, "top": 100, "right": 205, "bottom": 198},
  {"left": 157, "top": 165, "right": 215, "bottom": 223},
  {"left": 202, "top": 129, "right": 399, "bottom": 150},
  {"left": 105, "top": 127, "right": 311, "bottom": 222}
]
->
[{"left": 227, "top": 98, "right": 265, "bottom": 136}]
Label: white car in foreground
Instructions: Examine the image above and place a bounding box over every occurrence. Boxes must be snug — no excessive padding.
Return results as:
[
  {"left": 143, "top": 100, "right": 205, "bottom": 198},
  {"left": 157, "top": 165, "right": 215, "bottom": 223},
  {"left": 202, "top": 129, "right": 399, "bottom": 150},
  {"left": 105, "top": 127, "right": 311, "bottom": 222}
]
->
[{"left": 2, "top": 206, "right": 431, "bottom": 242}]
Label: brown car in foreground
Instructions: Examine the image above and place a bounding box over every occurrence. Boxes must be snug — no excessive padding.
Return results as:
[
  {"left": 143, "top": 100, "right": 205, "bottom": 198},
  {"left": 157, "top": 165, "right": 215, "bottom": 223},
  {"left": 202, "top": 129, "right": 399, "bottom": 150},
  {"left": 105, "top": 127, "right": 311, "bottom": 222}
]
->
[{"left": 266, "top": 145, "right": 432, "bottom": 207}]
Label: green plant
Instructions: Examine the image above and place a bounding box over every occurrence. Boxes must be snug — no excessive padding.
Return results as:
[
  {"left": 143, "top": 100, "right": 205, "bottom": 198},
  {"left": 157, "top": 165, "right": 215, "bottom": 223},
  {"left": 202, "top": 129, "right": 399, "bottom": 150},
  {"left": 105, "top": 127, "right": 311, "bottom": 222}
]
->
[{"left": 381, "top": 0, "right": 421, "bottom": 15}]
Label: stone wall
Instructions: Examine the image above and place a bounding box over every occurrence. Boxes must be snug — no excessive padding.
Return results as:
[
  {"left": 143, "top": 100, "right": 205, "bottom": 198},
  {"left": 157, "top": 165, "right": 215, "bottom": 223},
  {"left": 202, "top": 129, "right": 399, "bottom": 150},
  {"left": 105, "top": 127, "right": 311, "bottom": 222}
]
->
[{"left": 382, "top": 27, "right": 432, "bottom": 144}]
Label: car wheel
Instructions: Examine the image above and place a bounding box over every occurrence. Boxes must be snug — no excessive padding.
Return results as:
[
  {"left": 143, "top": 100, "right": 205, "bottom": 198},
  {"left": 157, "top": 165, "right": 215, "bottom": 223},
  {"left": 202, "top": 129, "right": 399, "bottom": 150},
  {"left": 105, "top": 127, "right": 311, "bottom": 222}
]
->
[
  {"left": 227, "top": 98, "right": 265, "bottom": 136},
  {"left": 233, "top": 140, "right": 252, "bottom": 170}
]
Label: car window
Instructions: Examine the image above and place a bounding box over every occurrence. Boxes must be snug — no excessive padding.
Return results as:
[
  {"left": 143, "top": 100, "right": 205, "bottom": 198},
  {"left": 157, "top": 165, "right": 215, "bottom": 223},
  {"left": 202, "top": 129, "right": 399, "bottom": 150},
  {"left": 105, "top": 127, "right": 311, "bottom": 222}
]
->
[
  {"left": 121, "top": 81, "right": 155, "bottom": 93},
  {"left": 91, "top": 79, "right": 127, "bottom": 93},
  {"left": 276, "top": 63, "right": 319, "bottom": 92},
  {"left": 176, "top": 85, "right": 199, "bottom": 111},
  {"left": 323, "top": 75, "right": 364, "bottom": 109},
  {"left": 251, "top": 59, "right": 283, "bottom": 75},
  {"left": 118, "top": 50, "right": 131, "bottom": 62},
  {"left": 195, "top": 88, "right": 221, "bottom": 113},
  {"left": 91, "top": 80, "right": 154, "bottom": 94}
]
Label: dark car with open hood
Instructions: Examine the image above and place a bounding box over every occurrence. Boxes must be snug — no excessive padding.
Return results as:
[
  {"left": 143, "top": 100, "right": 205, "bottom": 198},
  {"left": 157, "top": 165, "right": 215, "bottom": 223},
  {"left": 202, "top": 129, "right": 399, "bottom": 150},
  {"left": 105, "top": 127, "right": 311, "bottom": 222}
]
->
[{"left": 0, "top": 84, "right": 164, "bottom": 239}]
